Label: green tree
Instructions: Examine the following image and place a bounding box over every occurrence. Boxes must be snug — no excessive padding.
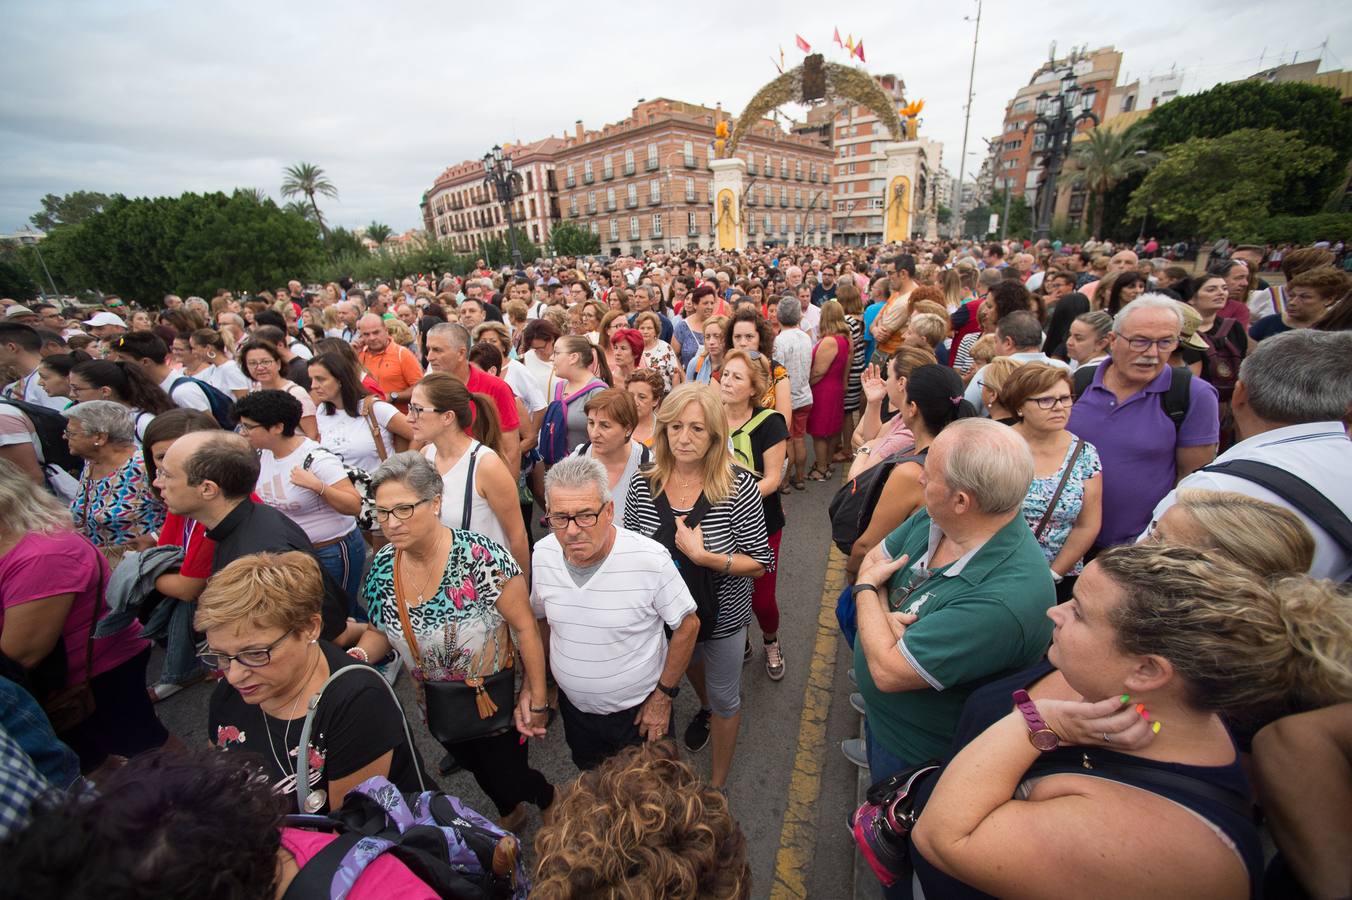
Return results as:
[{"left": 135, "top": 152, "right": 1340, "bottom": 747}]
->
[
  {"left": 0, "top": 250, "right": 38, "bottom": 300},
  {"left": 324, "top": 226, "right": 367, "bottom": 259},
  {"left": 937, "top": 204, "right": 952, "bottom": 225},
  {"left": 280, "top": 163, "right": 338, "bottom": 236},
  {"left": 365, "top": 221, "right": 393, "bottom": 244},
  {"left": 28, "top": 191, "right": 114, "bottom": 231},
  {"left": 234, "top": 187, "right": 269, "bottom": 203},
  {"left": 962, "top": 189, "right": 1032, "bottom": 239},
  {"left": 283, "top": 201, "right": 318, "bottom": 222},
  {"left": 1142, "top": 80, "right": 1352, "bottom": 213},
  {"left": 1062, "top": 121, "right": 1160, "bottom": 239},
  {"left": 1128, "top": 128, "right": 1334, "bottom": 239},
  {"left": 549, "top": 221, "right": 601, "bottom": 256}
]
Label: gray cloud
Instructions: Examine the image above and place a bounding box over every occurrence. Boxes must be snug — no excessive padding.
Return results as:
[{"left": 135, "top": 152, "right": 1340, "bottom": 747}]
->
[{"left": 3, "top": 0, "right": 1347, "bottom": 233}]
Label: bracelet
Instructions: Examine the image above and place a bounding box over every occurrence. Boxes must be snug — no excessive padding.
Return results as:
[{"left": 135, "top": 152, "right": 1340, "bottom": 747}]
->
[
  {"left": 318, "top": 482, "right": 327, "bottom": 496},
  {"left": 722, "top": 553, "right": 733, "bottom": 575},
  {"left": 529, "top": 704, "right": 551, "bottom": 714},
  {"left": 347, "top": 646, "right": 370, "bottom": 663}
]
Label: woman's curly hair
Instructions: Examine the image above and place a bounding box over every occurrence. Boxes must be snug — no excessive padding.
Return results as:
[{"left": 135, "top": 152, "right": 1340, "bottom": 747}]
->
[
  {"left": 0, "top": 750, "right": 284, "bottom": 899},
  {"left": 532, "top": 741, "right": 750, "bottom": 899}
]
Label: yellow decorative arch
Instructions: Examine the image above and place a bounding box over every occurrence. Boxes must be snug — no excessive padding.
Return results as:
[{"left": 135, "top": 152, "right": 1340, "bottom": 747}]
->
[
  {"left": 724, "top": 53, "right": 905, "bottom": 158},
  {"left": 885, "top": 176, "right": 911, "bottom": 242}
]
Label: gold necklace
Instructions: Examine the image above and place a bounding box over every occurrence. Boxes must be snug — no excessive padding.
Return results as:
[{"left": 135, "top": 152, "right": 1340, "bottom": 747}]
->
[{"left": 402, "top": 533, "right": 449, "bottom": 603}]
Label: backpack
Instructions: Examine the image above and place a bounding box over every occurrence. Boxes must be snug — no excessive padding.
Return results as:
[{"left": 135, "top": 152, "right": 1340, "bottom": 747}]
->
[
  {"left": 539, "top": 378, "right": 605, "bottom": 465},
  {"left": 304, "top": 446, "right": 376, "bottom": 531},
  {"left": 1198, "top": 319, "right": 1242, "bottom": 403},
  {"left": 1072, "top": 364, "right": 1192, "bottom": 432},
  {"left": 651, "top": 490, "right": 721, "bottom": 642},
  {"left": 171, "top": 375, "right": 236, "bottom": 429},
  {"left": 828, "top": 450, "right": 928, "bottom": 554},
  {"left": 0, "top": 397, "right": 81, "bottom": 476},
  {"left": 730, "top": 409, "right": 779, "bottom": 475}
]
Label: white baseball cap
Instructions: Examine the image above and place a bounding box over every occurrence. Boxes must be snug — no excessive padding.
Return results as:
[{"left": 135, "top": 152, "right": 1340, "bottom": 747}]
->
[{"left": 82, "top": 311, "right": 128, "bottom": 328}]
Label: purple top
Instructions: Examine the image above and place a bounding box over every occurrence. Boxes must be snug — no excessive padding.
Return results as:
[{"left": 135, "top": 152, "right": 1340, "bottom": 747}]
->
[{"left": 1067, "top": 361, "right": 1218, "bottom": 547}]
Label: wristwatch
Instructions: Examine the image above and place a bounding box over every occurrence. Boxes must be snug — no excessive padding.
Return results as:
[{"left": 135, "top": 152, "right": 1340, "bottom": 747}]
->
[
  {"left": 1012, "top": 689, "right": 1060, "bottom": 752},
  {"left": 656, "top": 681, "right": 680, "bottom": 699},
  {"left": 852, "top": 583, "right": 879, "bottom": 599}
]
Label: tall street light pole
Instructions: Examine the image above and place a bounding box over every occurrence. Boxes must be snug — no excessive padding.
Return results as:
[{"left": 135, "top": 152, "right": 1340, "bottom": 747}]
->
[
  {"left": 954, "top": 0, "right": 983, "bottom": 240},
  {"left": 482, "top": 144, "right": 524, "bottom": 270},
  {"left": 1025, "top": 63, "right": 1099, "bottom": 241}
]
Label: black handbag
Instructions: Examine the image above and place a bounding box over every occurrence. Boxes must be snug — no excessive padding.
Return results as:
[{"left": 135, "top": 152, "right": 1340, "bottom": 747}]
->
[
  {"left": 392, "top": 551, "right": 516, "bottom": 744},
  {"left": 652, "top": 490, "right": 720, "bottom": 642}
]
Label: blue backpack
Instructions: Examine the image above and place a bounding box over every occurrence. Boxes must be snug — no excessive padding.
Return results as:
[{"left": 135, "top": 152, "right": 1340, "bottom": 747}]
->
[
  {"left": 171, "top": 375, "right": 236, "bottom": 429},
  {"left": 539, "top": 378, "right": 605, "bottom": 465}
]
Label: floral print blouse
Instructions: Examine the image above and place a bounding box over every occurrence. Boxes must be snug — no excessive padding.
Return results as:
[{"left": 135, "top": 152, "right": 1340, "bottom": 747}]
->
[
  {"left": 1020, "top": 438, "right": 1102, "bottom": 575},
  {"left": 640, "top": 340, "right": 680, "bottom": 392},
  {"left": 362, "top": 530, "right": 522, "bottom": 682},
  {"left": 71, "top": 450, "right": 165, "bottom": 549}
]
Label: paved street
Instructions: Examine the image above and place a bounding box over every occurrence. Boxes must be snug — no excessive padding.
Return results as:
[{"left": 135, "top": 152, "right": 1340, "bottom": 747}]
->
[{"left": 154, "top": 476, "right": 865, "bottom": 899}]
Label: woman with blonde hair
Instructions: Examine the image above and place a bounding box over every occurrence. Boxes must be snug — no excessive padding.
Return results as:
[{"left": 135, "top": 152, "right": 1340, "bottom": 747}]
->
[
  {"left": 1148, "top": 489, "right": 1315, "bottom": 578},
  {"left": 199, "top": 551, "right": 425, "bottom": 813},
  {"left": 901, "top": 543, "right": 1352, "bottom": 897},
  {"left": 806, "top": 300, "right": 853, "bottom": 480},
  {"left": 623, "top": 384, "right": 773, "bottom": 790},
  {"left": 977, "top": 356, "right": 1024, "bottom": 424}
]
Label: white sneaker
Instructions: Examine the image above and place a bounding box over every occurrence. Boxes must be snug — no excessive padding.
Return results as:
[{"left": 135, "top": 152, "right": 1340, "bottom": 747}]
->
[{"left": 374, "top": 652, "right": 402, "bottom": 686}]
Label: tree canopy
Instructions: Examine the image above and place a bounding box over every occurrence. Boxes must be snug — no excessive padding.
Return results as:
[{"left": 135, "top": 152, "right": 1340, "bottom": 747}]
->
[
  {"left": 1127, "top": 128, "right": 1334, "bottom": 239},
  {"left": 28, "top": 191, "right": 114, "bottom": 231},
  {"left": 549, "top": 221, "right": 601, "bottom": 256}
]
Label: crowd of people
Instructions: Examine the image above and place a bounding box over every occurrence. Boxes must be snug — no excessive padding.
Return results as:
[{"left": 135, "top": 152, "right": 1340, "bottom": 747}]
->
[{"left": 1, "top": 233, "right": 1351, "bottom": 898}]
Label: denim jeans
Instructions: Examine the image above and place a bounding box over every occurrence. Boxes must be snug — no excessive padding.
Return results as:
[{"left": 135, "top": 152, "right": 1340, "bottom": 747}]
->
[
  {"left": 314, "top": 527, "right": 368, "bottom": 622},
  {"left": 157, "top": 599, "right": 206, "bottom": 685},
  {"left": 864, "top": 719, "right": 915, "bottom": 785}
]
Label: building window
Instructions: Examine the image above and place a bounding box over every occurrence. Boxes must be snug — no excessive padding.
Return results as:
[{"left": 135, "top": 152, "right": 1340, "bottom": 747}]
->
[
  {"left": 708, "top": 181, "right": 714, "bottom": 203},
  {"left": 589, "top": 220, "right": 599, "bottom": 235},
  {"left": 603, "top": 154, "right": 614, "bottom": 180},
  {"left": 683, "top": 141, "right": 695, "bottom": 167},
  {"left": 526, "top": 170, "right": 534, "bottom": 191},
  {"left": 626, "top": 184, "right": 638, "bottom": 207},
  {"left": 795, "top": 188, "right": 802, "bottom": 207},
  {"left": 746, "top": 153, "right": 757, "bottom": 175},
  {"left": 623, "top": 149, "right": 635, "bottom": 175},
  {"left": 685, "top": 177, "right": 696, "bottom": 202},
  {"left": 646, "top": 143, "right": 659, "bottom": 170},
  {"left": 609, "top": 218, "right": 618, "bottom": 241},
  {"left": 687, "top": 211, "right": 698, "bottom": 235},
  {"left": 780, "top": 187, "right": 788, "bottom": 207},
  {"left": 629, "top": 216, "right": 640, "bottom": 239},
  {"left": 1004, "top": 139, "right": 1022, "bottom": 151},
  {"left": 795, "top": 160, "right": 803, "bottom": 180},
  {"left": 652, "top": 213, "right": 663, "bottom": 237},
  {"left": 587, "top": 191, "right": 597, "bottom": 214},
  {"left": 583, "top": 160, "right": 594, "bottom": 183},
  {"left": 780, "top": 215, "right": 788, "bottom": 234},
  {"left": 763, "top": 154, "right": 771, "bottom": 175},
  {"left": 569, "top": 196, "right": 578, "bottom": 217},
  {"left": 809, "top": 163, "right": 817, "bottom": 181},
  {"left": 1003, "top": 159, "right": 1017, "bottom": 170},
  {"left": 649, "top": 179, "right": 661, "bottom": 204},
  {"left": 1033, "top": 132, "right": 1047, "bottom": 151},
  {"left": 764, "top": 213, "right": 771, "bottom": 233},
  {"left": 780, "top": 158, "right": 789, "bottom": 178},
  {"left": 606, "top": 187, "right": 616, "bottom": 210}
]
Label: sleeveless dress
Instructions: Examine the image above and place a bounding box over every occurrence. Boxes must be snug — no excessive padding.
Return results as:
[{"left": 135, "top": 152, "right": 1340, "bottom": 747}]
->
[
  {"left": 844, "top": 315, "right": 866, "bottom": 412},
  {"left": 807, "top": 334, "right": 849, "bottom": 438},
  {"left": 422, "top": 441, "right": 511, "bottom": 550}
]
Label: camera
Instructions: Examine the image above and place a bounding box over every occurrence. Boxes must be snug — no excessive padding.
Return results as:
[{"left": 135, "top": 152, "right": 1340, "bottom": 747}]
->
[{"left": 849, "top": 763, "right": 941, "bottom": 887}]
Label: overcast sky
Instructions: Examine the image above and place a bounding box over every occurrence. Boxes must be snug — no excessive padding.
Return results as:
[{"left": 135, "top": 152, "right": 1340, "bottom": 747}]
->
[{"left": 3, "top": 0, "right": 1348, "bottom": 234}]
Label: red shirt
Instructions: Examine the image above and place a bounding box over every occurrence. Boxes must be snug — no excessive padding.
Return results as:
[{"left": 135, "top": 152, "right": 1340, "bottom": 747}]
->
[
  {"left": 157, "top": 511, "right": 216, "bottom": 579},
  {"left": 465, "top": 365, "right": 521, "bottom": 431}
]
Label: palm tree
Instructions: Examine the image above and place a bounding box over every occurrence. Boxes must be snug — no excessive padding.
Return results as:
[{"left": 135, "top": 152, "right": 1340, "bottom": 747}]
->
[
  {"left": 366, "top": 221, "right": 393, "bottom": 244},
  {"left": 1062, "top": 121, "right": 1160, "bottom": 238},
  {"left": 280, "top": 163, "right": 338, "bottom": 236},
  {"left": 282, "top": 201, "right": 318, "bottom": 222},
  {"left": 235, "top": 187, "right": 268, "bottom": 203}
]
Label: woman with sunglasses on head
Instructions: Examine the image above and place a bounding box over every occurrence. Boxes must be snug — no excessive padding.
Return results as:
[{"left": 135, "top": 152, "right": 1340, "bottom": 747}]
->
[
  {"left": 200, "top": 551, "right": 425, "bottom": 814},
  {"left": 1002, "top": 364, "right": 1102, "bottom": 603},
  {"left": 349, "top": 453, "right": 554, "bottom": 831}
]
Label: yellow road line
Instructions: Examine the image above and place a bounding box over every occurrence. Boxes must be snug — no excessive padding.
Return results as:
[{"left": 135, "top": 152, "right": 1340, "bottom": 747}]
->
[{"left": 770, "top": 543, "right": 848, "bottom": 899}]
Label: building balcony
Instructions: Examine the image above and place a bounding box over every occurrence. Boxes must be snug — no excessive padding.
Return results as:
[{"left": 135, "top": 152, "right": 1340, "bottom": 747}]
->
[
  {"left": 646, "top": 159, "right": 659, "bottom": 172},
  {"left": 795, "top": 173, "right": 804, "bottom": 181},
  {"left": 605, "top": 202, "right": 617, "bottom": 211},
  {"left": 623, "top": 164, "right": 635, "bottom": 176},
  {"left": 683, "top": 155, "right": 696, "bottom": 168},
  {"left": 629, "top": 231, "right": 640, "bottom": 241},
  {"left": 687, "top": 226, "right": 699, "bottom": 236},
  {"left": 685, "top": 193, "right": 697, "bottom": 203},
  {"left": 564, "top": 177, "right": 576, "bottom": 188},
  {"left": 602, "top": 169, "right": 614, "bottom": 181},
  {"left": 648, "top": 196, "right": 661, "bottom": 206},
  {"left": 747, "top": 195, "right": 757, "bottom": 206},
  {"left": 747, "top": 163, "right": 758, "bottom": 175},
  {"left": 583, "top": 173, "right": 595, "bottom": 184},
  {"left": 569, "top": 208, "right": 579, "bottom": 217},
  {"left": 625, "top": 198, "right": 638, "bottom": 209},
  {"left": 586, "top": 206, "right": 597, "bottom": 215}
]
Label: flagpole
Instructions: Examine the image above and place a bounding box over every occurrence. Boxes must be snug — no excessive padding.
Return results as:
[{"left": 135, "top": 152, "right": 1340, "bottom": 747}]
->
[{"left": 955, "top": 0, "right": 983, "bottom": 239}]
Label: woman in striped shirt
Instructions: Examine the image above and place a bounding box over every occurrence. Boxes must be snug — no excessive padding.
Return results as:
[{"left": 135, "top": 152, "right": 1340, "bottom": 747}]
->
[{"left": 623, "top": 384, "right": 773, "bottom": 790}]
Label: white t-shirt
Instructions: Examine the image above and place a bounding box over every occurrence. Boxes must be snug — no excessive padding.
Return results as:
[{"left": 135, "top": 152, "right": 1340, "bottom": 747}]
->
[
  {"left": 520, "top": 350, "right": 554, "bottom": 400},
  {"left": 314, "top": 399, "right": 398, "bottom": 472},
  {"left": 159, "top": 371, "right": 211, "bottom": 413},
  {"left": 288, "top": 340, "right": 314, "bottom": 361},
  {"left": 197, "top": 361, "right": 249, "bottom": 395},
  {"left": 251, "top": 381, "right": 317, "bottom": 419},
  {"left": 800, "top": 302, "right": 821, "bottom": 342},
  {"left": 423, "top": 441, "right": 511, "bottom": 549},
  {"left": 254, "top": 438, "right": 353, "bottom": 544},
  {"left": 502, "top": 358, "right": 546, "bottom": 414},
  {"left": 2, "top": 371, "right": 66, "bottom": 411},
  {"left": 530, "top": 527, "right": 697, "bottom": 714}
]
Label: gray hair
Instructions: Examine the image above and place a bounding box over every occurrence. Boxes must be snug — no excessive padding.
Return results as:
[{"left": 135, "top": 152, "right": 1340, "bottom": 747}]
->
[
  {"left": 1114, "top": 294, "right": 1184, "bottom": 334},
  {"left": 544, "top": 455, "right": 612, "bottom": 505},
  {"left": 776, "top": 295, "right": 802, "bottom": 327},
  {"left": 934, "top": 419, "right": 1034, "bottom": 515},
  {"left": 64, "top": 400, "right": 136, "bottom": 444},
  {"left": 995, "top": 310, "right": 1042, "bottom": 350},
  {"left": 369, "top": 451, "right": 444, "bottom": 503},
  {"left": 1239, "top": 330, "right": 1352, "bottom": 425},
  {"left": 0, "top": 457, "right": 72, "bottom": 534},
  {"left": 641, "top": 284, "right": 662, "bottom": 307},
  {"left": 427, "top": 321, "right": 470, "bottom": 352}
]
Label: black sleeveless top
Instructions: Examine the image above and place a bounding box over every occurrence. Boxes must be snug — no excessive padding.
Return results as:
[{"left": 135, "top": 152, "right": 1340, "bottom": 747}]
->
[{"left": 906, "top": 660, "right": 1263, "bottom": 899}]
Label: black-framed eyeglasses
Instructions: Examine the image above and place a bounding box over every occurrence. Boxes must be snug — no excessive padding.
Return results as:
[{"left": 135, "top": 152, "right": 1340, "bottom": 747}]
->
[
  {"left": 889, "top": 565, "right": 933, "bottom": 613},
  {"left": 373, "top": 498, "right": 432, "bottom": 522},
  {"left": 406, "top": 403, "right": 444, "bottom": 419},
  {"left": 197, "top": 629, "right": 293, "bottom": 670},
  {"left": 544, "top": 507, "right": 606, "bottom": 530},
  {"left": 1118, "top": 334, "right": 1179, "bottom": 352},
  {"left": 1027, "top": 394, "right": 1073, "bottom": 410},
  {"left": 235, "top": 422, "right": 266, "bottom": 435}
]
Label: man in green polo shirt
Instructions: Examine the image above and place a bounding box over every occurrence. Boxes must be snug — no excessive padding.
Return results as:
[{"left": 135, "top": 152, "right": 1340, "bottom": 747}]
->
[{"left": 847, "top": 419, "right": 1056, "bottom": 776}]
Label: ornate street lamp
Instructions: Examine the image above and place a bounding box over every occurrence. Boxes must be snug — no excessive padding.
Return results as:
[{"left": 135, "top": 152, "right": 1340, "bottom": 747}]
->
[
  {"left": 1024, "top": 67, "right": 1100, "bottom": 240},
  {"left": 482, "top": 145, "right": 524, "bottom": 269}
]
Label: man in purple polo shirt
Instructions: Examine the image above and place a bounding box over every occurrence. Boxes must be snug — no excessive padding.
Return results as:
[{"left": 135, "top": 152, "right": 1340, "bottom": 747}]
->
[{"left": 1067, "top": 295, "right": 1219, "bottom": 549}]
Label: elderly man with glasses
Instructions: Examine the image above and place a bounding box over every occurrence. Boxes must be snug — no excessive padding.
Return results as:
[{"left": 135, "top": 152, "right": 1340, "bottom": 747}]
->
[
  {"left": 1067, "top": 295, "right": 1220, "bottom": 551},
  {"left": 526, "top": 456, "right": 699, "bottom": 772}
]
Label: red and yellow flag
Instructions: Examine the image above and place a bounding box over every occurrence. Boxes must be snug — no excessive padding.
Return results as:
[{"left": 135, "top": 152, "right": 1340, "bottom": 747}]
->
[
  {"left": 795, "top": 34, "right": 811, "bottom": 53},
  {"left": 854, "top": 40, "right": 866, "bottom": 62},
  {"left": 833, "top": 27, "right": 843, "bottom": 47}
]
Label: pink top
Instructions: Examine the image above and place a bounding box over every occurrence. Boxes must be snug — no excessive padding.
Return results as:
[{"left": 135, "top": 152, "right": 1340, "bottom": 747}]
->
[
  {"left": 279, "top": 828, "right": 439, "bottom": 899},
  {"left": 872, "top": 415, "right": 916, "bottom": 460},
  {"left": 0, "top": 530, "right": 147, "bottom": 686}
]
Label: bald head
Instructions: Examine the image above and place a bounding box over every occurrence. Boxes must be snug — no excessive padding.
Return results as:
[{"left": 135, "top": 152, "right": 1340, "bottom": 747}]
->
[
  {"left": 162, "top": 430, "right": 260, "bottom": 512},
  {"left": 1109, "top": 250, "right": 1139, "bottom": 274},
  {"left": 357, "top": 314, "right": 390, "bottom": 351}
]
